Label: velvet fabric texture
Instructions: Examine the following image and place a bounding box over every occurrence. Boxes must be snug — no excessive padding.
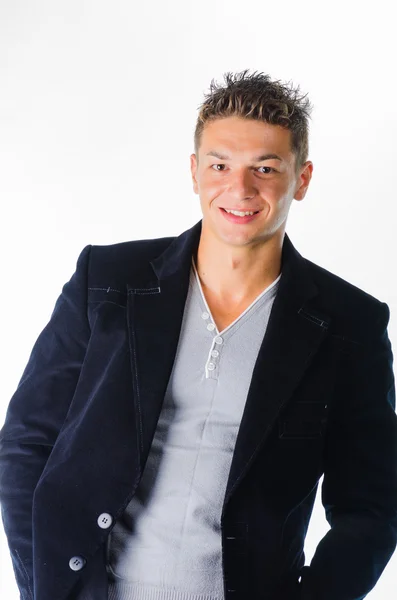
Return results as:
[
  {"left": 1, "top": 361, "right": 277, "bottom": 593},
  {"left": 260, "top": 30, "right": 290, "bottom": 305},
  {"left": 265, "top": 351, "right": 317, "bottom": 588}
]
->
[{"left": 1, "top": 218, "right": 396, "bottom": 600}]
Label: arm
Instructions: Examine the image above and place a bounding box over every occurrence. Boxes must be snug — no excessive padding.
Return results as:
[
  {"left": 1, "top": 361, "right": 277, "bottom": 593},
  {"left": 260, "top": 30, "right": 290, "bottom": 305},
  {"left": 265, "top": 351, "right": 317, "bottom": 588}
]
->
[
  {"left": 0, "top": 245, "right": 92, "bottom": 599},
  {"left": 301, "top": 301, "right": 397, "bottom": 600}
]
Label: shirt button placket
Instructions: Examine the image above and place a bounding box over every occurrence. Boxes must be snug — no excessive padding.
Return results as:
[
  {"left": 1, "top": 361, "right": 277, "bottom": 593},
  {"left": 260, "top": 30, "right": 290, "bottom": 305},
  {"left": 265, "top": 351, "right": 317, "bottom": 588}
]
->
[{"left": 202, "top": 310, "right": 223, "bottom": 378}]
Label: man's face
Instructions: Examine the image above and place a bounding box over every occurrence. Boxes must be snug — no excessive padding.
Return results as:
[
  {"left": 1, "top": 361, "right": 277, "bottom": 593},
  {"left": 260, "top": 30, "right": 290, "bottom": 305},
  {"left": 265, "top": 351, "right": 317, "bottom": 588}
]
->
[{"left": 190, "top": 116, "right": 313, "bottom": 249}]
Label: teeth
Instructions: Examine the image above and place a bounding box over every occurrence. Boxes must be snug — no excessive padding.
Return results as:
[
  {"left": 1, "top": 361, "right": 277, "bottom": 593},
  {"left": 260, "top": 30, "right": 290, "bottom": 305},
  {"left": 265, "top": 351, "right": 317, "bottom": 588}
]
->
[{"left": 225, "top": 209, "right": 256, "bottom": 216}]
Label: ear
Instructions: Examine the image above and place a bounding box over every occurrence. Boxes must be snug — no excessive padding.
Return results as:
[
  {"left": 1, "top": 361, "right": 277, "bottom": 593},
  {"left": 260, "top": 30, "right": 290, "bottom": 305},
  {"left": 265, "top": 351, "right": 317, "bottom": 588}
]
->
[
  {"left": 294, "top": 161, "right": 313, "bottom": 201},
  {"left": 190, "top": 153, "right": 199, "bottom": 195}
]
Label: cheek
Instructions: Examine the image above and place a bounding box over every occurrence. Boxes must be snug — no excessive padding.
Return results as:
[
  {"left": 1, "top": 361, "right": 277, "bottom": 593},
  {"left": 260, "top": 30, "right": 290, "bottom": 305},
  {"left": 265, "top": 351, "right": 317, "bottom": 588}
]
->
[
  {"left": 265, "top": 182, "right": 291, "bottom": 206},
  {"left": 202, "top": 171, "right": 221, "bottom": 187},
  {"left": 266, "top": 178, "right": 285, "bottom": 193},
  {"left": 200, "top": 176, "right": 224, "bottom": 198}
]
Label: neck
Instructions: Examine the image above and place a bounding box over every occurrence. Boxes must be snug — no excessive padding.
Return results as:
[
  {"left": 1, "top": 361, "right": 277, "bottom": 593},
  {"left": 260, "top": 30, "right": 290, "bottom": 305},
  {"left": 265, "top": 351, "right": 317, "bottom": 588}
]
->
[{"left": 194, "top": 227, "right": 283, "bottom": 303}]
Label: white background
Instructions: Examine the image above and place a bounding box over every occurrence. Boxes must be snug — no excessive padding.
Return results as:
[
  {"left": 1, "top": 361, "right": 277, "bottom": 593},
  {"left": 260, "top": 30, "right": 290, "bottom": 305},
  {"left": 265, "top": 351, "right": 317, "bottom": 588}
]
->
[{"left": 0, "top": 1, "right": 396, "bottom": 598}]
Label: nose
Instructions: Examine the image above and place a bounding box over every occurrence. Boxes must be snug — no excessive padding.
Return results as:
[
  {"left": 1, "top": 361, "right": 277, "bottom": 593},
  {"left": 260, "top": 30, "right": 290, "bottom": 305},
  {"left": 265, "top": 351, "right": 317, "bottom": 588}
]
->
[{"left": 227, "top": 169, "right": 257, "bottom": 199}]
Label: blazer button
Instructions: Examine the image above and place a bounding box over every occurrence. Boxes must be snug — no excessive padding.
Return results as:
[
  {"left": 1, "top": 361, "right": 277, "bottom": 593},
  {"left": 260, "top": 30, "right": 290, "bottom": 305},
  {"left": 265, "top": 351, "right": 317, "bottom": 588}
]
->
[
  {"left": 97, "top": 512, "right": 113, "bottom": 529},
  {"left": 69, "top": 556, "right": 86, "bottom": 571}
]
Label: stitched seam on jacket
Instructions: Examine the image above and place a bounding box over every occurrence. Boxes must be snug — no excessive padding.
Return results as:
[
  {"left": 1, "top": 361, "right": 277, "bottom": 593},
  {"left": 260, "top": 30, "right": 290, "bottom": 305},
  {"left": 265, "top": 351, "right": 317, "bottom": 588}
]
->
[
  {"left": 88, "top": 287, "right": 124, "bottom": 293},
  {"left": 15, "top": 549, "right": 33, "bottom": 600}
]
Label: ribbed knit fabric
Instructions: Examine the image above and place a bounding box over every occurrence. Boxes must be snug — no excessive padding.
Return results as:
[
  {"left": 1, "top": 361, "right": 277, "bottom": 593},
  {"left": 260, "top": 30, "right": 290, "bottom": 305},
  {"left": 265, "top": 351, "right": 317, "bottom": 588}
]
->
[
  {"left": 78, "top": 257, "right": 281, "bottom": 600},
  {"left": 108, "top": 582, "right": 222, "bottom": 600}
]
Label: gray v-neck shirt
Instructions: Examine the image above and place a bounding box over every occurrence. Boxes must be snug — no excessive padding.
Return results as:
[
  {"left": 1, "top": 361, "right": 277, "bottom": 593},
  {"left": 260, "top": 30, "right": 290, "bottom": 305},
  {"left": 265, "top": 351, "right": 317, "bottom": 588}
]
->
[{"left": 88, "top": 258, "right": 281, "bottom": 600}]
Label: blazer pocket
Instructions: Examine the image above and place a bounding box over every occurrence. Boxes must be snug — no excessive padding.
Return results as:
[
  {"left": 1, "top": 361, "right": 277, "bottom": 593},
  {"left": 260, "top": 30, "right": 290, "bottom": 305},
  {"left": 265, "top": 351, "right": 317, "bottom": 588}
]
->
[{"left": 278, "top": 400, "right": 328, "bottom": 440}]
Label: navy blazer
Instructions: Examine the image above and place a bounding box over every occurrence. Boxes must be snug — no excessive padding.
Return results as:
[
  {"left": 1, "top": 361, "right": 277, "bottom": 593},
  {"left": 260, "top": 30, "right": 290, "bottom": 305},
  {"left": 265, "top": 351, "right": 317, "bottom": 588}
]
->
[{"left": 1, "top": 219, "right": 397, "bottom": 600}]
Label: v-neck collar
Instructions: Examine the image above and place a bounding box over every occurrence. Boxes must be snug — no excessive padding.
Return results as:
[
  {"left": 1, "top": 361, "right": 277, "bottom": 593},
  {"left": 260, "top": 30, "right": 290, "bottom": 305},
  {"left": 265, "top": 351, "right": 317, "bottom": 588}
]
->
[{"left": 191, "top": 255, "right": 282, "bottom": 336}]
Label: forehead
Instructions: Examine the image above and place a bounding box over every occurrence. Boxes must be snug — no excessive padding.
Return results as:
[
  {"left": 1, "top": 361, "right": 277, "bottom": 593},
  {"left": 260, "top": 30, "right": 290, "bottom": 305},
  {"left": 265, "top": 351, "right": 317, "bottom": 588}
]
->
[{"left": 200, "top": 116, "right": 293, "bottom": 159}]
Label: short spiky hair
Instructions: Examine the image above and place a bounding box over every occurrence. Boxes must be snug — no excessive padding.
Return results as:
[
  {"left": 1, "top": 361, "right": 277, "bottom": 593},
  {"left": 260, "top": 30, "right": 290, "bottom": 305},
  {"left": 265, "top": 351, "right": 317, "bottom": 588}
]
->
[{"left": 194, "top": 69, "right": 313, "bottom": 173}]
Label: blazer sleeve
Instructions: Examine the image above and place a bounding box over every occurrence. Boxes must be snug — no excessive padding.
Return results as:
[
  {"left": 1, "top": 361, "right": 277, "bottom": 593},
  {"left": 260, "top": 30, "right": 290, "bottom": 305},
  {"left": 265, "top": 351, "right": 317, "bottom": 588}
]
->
[
  {"left": 0, "top": 245, "right": 92, "bottom": 600},
  {"left": 300, "top": 301, "right": 397, "bottom": 600}
]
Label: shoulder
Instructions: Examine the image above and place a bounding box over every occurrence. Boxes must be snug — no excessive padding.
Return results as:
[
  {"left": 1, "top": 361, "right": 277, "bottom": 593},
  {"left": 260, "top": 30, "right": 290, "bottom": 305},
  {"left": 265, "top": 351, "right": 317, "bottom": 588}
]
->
[
  {"left": 303, "top": 257, "right": 390, "bottom": 347},
  {"left": 83, "top": 234, "right": 176, "bottom": 290}
]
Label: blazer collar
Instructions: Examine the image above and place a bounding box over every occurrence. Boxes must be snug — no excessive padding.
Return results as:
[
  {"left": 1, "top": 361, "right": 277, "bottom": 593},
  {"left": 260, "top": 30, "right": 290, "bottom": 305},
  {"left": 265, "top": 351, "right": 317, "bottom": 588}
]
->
[{"left": 148, "top": 218, "right": 319, "bottom": 308}]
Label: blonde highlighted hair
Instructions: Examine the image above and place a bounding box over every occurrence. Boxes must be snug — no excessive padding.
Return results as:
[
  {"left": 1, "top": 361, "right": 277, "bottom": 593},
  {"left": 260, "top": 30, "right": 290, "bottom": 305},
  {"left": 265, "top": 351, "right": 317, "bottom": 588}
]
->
[{"left": 194, "top": 69, "right": 313, "bottom": 173}]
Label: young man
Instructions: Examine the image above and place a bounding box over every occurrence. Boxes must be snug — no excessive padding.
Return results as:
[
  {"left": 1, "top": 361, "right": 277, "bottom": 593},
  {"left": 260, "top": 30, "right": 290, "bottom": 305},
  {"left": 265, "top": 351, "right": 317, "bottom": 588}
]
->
[{"left": 1, "top": 70, "right": 396, "bottom": 600}]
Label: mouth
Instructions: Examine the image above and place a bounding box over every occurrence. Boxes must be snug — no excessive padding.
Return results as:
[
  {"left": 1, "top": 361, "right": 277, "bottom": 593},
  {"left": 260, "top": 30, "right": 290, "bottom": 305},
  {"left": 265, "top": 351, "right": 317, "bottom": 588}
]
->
[
  {"left": 219, "top": 207, "right": 261, "bottom": 224},
  {"left": 220, "top": 208, "right": 260, "bottom": 214}
]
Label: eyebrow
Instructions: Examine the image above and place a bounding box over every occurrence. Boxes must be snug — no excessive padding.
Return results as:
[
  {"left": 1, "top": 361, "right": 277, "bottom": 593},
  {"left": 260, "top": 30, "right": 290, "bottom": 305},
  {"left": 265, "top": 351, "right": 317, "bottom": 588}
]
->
[{"left": 206, "top": 151, "right": 283, "bottom": 162}]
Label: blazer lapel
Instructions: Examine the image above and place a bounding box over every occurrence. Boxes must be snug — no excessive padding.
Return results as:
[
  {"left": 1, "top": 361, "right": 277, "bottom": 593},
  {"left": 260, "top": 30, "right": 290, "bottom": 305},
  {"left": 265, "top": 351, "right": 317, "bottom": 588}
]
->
[
  {"left": 126, "top": 219, "right": 331, "bottom": 510},
  {"left": 126, "top": 221, "right": 203, "bottom": 470}
]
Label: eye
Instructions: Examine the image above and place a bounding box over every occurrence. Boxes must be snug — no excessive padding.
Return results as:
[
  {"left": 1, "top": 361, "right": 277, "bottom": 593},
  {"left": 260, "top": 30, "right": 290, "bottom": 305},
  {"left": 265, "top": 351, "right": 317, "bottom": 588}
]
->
[{"left": 211, "top": 164, "right": 275, "bottom": 174}]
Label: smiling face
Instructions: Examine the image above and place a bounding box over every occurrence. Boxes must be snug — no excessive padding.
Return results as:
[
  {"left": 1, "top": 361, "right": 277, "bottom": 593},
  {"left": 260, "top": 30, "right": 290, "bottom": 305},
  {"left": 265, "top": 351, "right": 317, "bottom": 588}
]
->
[{"left": 190, "top": 116, "right": 313, "bottom": 250}]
